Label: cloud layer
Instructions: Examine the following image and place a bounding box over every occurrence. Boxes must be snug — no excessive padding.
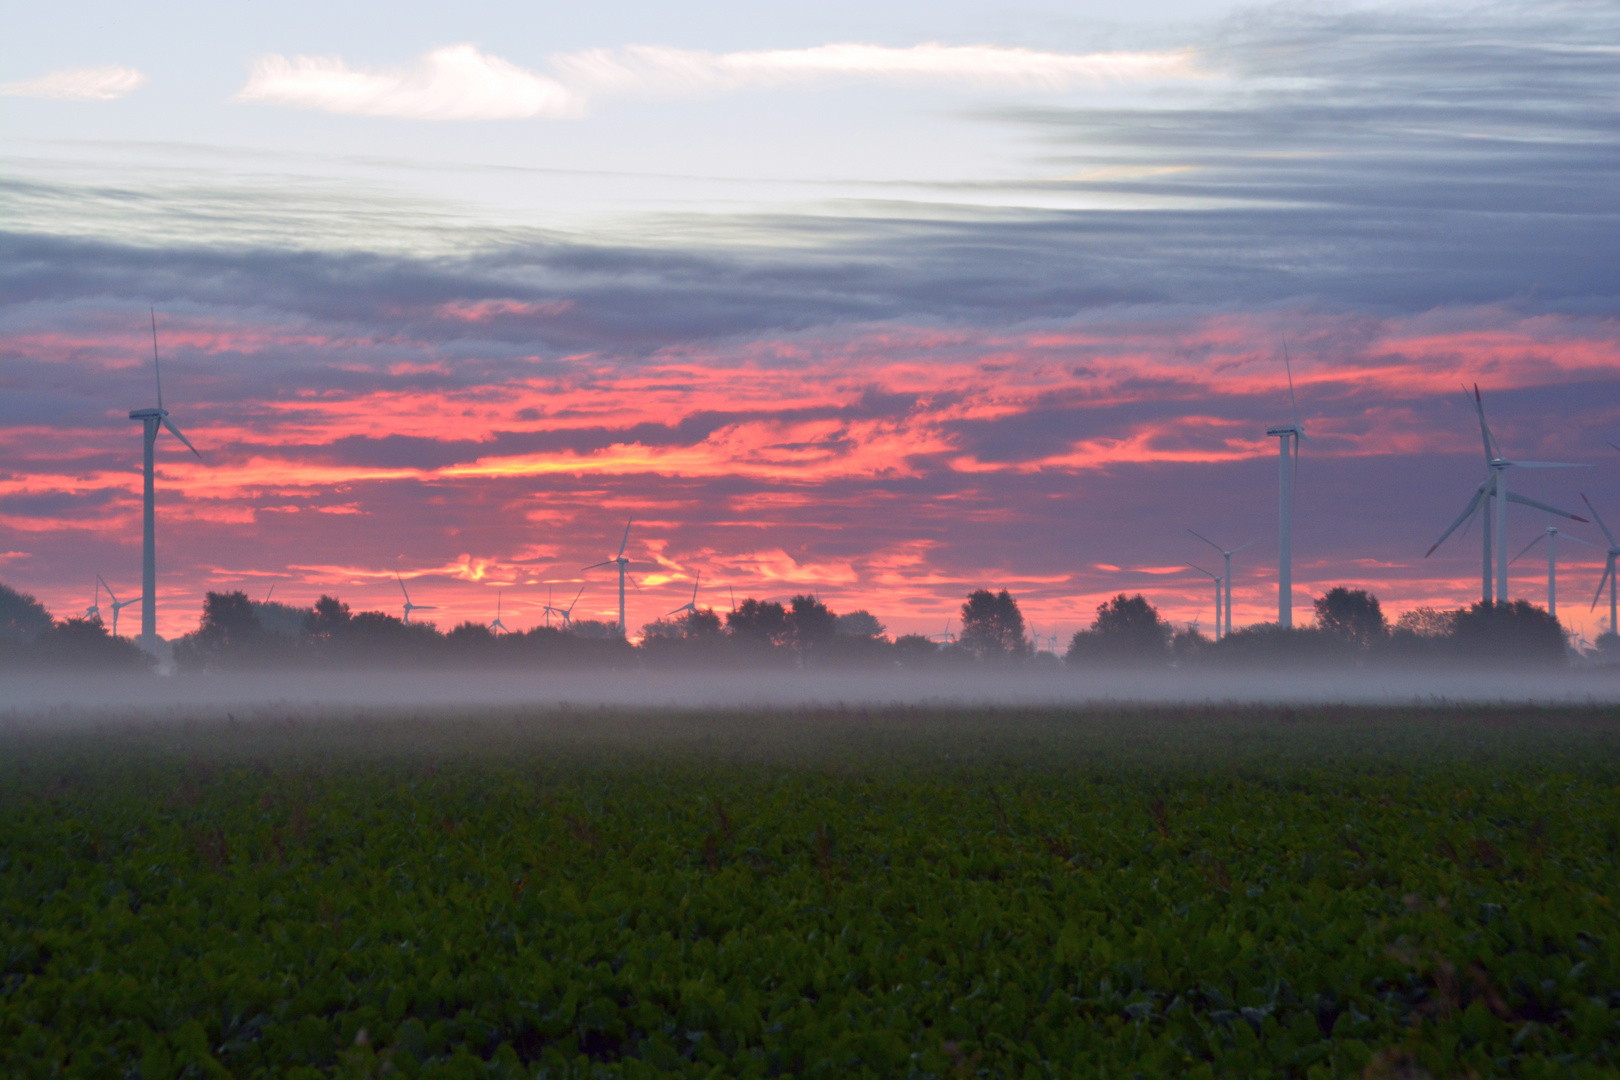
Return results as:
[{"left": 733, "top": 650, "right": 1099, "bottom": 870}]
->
[
  {"left": 236, "top": 41, "right": 1198, "bottom": 120},
  {"left": 1, "top": 65, "right": 145, "bottom": 100},
  {"left": 236, "top": 44, "right": 581, "bottom": 120},
  {"left": 7, "top": 4, "right": 1620, "bottom": 641}
]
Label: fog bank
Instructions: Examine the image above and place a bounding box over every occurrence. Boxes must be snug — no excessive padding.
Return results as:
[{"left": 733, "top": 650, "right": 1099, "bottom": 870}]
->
[{"left": 6, "top": 667, "right": 1620, "bottom": 726}]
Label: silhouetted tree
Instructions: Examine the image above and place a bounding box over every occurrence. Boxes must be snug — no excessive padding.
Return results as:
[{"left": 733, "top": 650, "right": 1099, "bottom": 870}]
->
[
  {"left": 1314, "top": 587, "right": 1388, "bottom": 648},
  {"left": 892, "top": 633, "right": 941, "bottom": 668},
  {"left": 836, "top": 610, "right": 885, "bottom": 638},
  {"left": 1449, "top": 600, "right": 1565, "bottom": 666},
  {"left": 1066, "top": 594, "right": 1170, "bottom": 666},
  {"left": 789, "top": 594, "right": 838, "bottom": 663},
  {"left": 303, "top": 595, "right": 352, "bottom": 640},
  {"left": 0, "top": 581, "right": 52, "bottom": 641},
  {"left": 33, "top": 617, "right": 154, "bottom": 670},
  {"left": 175, "top": 591, "right": 281, "bottom": 670},
  {"left": 727, "top": 599, "right": 789, "bottom": 646},
  {"left": 1171, "top": 625, "right": 1210, "bottom": 666},
  {"left": 958, "top": 589, "right": 1030, "bottom": 663}
]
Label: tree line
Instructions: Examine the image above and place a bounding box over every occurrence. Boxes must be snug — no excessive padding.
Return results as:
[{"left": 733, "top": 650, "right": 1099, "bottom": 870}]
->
[{"left": 0, "top": 578, "right": 1590, "bottom": 673}]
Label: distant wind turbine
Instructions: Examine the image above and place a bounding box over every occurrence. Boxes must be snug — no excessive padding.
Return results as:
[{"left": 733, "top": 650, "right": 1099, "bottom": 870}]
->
[
  {"left": 1427, "top": 385, "right": 1586, "bottom": 604},
  {"left": 584, "top": 521, "right": 639, "bottom": 640},
  {"left": 396, "top": 572, "right": 436, "bottom": 623},
  {"left": 128, "top": 309, "right": 201, "bottom": 652},
  {"left": 1188, "top": 564, "right": 1222, "bottom": 638},
  {"left": 1188, "top": 530, "right": 1255, "bottom": 639},
  {"left": 490, "top": 590, "right": 510, "bottom": 634},
  {"left": 98, "top": 575, "right": 140, "bottom": 637},
  {"left": 1583, "top": 494, "right": 1620, "bottom": 635},
  {"left": 1511, "top": 523, "right": 1598, "bottom": 622},
  {"left": 1264, "top": 343, "right": 1308, "bottom": 628},
  {"left": 83, "top": 579, "right": 102, "bottom": 622},
  {"left": 666, "top": 571, "right": 704, "bottom": 619},
  {"left": 932, "top": 617, "right": 954, "bottom": 644}
]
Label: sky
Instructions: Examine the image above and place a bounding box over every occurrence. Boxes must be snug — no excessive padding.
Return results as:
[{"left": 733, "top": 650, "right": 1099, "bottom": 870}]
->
[{"left": 3, "top": 0, "right": 1620, "bottom": 644}]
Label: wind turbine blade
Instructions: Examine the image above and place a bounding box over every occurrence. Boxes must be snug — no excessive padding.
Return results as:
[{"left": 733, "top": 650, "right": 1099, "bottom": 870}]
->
[
  {"left": 416, "top": 604, "right": 437, "bottom": 611},
  {"left": 582, "top": 560, "right": 613, "bottom": 571},
  {"left": 1283, "top": 340, "right": 1300, "bottom": 430},
  {"left": 1582, "top": 494, "right": 1618, "bottom": 545},
  {"left": 1469, "top": 383, "right": 1502, "bottom": 462},
  {"left": 151, "top": 308, "right": 163, "bottom": 412},
  {"left": 162, "top": 418, "right": 201, "bottom": 458},
  {"left": 617, "top": 520, "right": 631, "bottom": 558},
  {"left": 396, "top": 572, "right": 411, "bottom": 603},
  {"left": 1232, "top": 539, "right": 1259, "bottom": 554},
  {"left": 1608, "top": 441, "right": 1620, "bottom": 455},
  {"left": 97, "top": 574, "right": 119, "bottom": 605},
  {"left": 1506, "top": 491, "right": 1585, "bottom": 521},
  {"left": 1188, "top": 563, "right": 1217, "bottom": 580},
  {"left": 1591, "top": 559, "right": 1614, "bottom": 611},
  {"left": 1504, "top": 461, "right": 1589, "bottom": 469},
  {"left": 665, "top": 605, "right": 686, "bottom": 617},
  {"left": 1187, "top": 528, "right": 1224, "bottom": 555},
  {"left": 568, "top": 585, "right": 585, "bottom": 611},
  {"left": 691, "top": 570, "right": 700, "bottom": 603},
  {"left": 1426, "top": 484, "right": 1486, "bottom": 556},
  {"left": 1511, "top": 534, "right": 1545, "bottom": 565},
  {"left": 1561, "top": 534, "right": 1602, "bottom": 550},
  {"left": 629, "top": 575, "right": 642, "bottom": 591}
]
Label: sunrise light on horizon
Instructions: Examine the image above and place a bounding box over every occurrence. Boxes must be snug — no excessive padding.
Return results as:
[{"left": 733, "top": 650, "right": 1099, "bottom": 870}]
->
[{"left": 5, "top": 0, "right": 1620, "bottom": 644}]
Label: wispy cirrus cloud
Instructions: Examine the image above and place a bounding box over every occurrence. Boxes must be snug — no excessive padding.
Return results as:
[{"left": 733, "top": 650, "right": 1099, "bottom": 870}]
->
[
  {"left": 234, "top": 41, "right": 1200, "bottom": 120},
  {"left": 1, "top": 65, "right": 145, "bottom": 100}
]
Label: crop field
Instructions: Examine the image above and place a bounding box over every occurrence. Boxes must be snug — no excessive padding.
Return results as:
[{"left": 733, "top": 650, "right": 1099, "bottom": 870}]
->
[{"left": 2, "top": 705, "right": 1619, "bottom": 1079}]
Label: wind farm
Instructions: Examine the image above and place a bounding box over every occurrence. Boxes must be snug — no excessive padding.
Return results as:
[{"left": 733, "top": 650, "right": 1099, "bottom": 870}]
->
[{"left": 7, "top": 4, "right": 1620, "bottom": 1076}]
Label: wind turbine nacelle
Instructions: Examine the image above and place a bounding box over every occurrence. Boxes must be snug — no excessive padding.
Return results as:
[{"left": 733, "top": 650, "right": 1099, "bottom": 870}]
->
[
  {"left": 129, "top": 408, "right": 164, "bottom": 420},
  {"left": 1265, "top": 426, "right": 1300, "bottom": 437}
]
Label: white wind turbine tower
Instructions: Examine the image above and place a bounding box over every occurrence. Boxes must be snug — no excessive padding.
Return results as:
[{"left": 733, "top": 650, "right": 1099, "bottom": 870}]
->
[
  {"left": 1188, "top": 564, "right": 1222, "bottom": 638},
  {"left": 395, "top": 572, "right": 436, "bottom": 623},
  {"left": 1582, "top": 494, "right": 1620, "bottom": 636},
  {"left": 98, "top": 575, "right": 140, "bottom": 637},
  {"left": 584, "top": 521, "right": 638, "bottom": 640},
  {"left": 489, "top": 590, "right": 510, "bottom": 634},
  {"left": 1188, "top": 530, "right": 1256, "bottom": 639},
  {"left": 666, "top": 571, "right": 704, "bottom": 620},
  {"left": 1426, "top": 386, "right": 1586, "bottom": 604},
  {"left": 1511, "top": 523, "right": 1597, "bottom": 622},
  {"left": 1264, "top": 345, "right": 1309, "bottom": 628},
  {"left": 128, "top": 309, "right": 201, "bottom": 653}
]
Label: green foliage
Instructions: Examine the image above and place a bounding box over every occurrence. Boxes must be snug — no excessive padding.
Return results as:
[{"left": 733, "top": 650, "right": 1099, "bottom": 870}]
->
[{"left": 3, "top": 707, "right": 1617, "bottom": 1078}]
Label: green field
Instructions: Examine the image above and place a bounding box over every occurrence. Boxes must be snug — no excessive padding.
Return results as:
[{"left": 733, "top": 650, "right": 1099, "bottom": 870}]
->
[{"left": 3, "top": 706, "right": 1618, "bottom": 1078}]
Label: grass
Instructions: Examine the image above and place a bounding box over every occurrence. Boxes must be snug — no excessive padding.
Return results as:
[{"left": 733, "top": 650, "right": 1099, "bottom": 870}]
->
[{"left": 2, "top": 704, "right": 1618, "bottom": 1078}]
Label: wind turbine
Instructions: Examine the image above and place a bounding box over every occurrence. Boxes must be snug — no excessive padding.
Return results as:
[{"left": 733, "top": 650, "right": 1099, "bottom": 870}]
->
[
  {"left": 1264, "top": 344, "right": 1308, "bottom": 628},
  {"left": 1427, "top": 386, "right": 1586, "bottom": 604},
  {"left": 560, "top": 585, "right": 584, "bottom": 630},
  {"left": 665, "top": 571, "right": 703, "bottom": 620},
  {"left": 128, "top": 309, "right": 201, "bottom": 652},
  {"left": 1511, "top": 523, "right": 1598, "bottom": 621},
  {"left": 1583, "top": 494, "right": 1620, "bottom": 635},
  {"left": 1188, "top": 530, "right": 1256, "bottom": 639},
  {"left": 83, "top": 579, "right": 102, "bottom": 622},
  {"left": 1188, "top": 564, "right": 1223, "bottom": 638},
  {"left": 932, "top": 617, "right": 954, "bottom": 644},
  {"left": 584, "top": 521, "right": 638, "bottom": 640},
  {"left": 490, "top": 590, "right": 510, "bottom": 634},
  {"left": 396, "top": 572, "right": 436, "bottom": 623},
  {"left": 98, "top": 575, "right": 140, "bottom": 637}
]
